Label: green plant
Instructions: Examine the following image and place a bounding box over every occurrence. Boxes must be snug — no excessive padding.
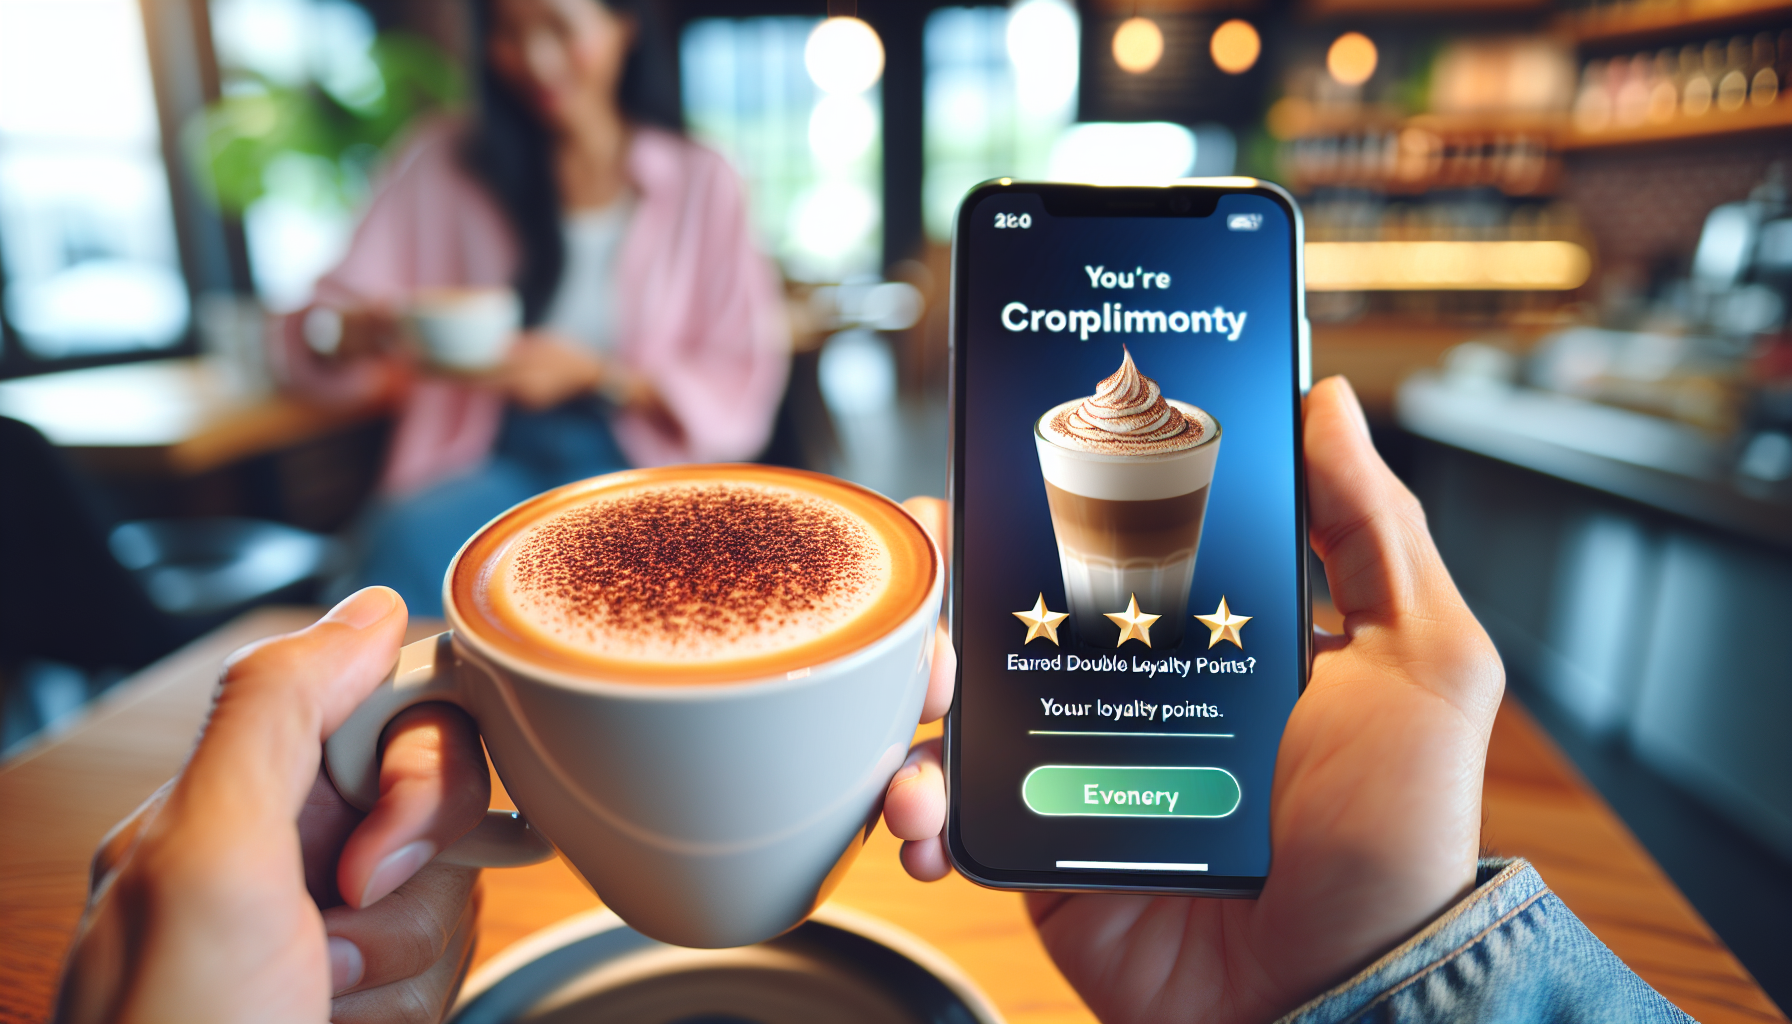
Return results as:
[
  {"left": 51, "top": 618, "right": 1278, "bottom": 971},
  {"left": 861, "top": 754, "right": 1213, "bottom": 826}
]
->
[{"left": 192, "top": 31, "right": 463, "bottom": 215}]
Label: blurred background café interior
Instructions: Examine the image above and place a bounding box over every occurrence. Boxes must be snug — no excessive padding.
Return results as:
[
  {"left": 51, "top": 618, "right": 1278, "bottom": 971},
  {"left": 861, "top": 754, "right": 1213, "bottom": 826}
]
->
[{"left": 0, "top": 0, "right": 1786, "bottom": 1005}]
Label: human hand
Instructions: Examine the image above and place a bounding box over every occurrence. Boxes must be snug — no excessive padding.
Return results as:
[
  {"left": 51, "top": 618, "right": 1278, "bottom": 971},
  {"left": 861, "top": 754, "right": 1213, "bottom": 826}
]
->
[
  {"left": 57, "top": 588, "right": 492, "bottom": 1024},
  {"left": 303, "top": 306, "right": 405, "bottom": 363},
  {"left": 493, "top": 332, "right": 606, "bottom": 410},
  {"left": 881, "top": 377, "right": 1504, "bottom": 1024},
  {"left": 880, "top": 497, "right": 957, "bottom": 880}
]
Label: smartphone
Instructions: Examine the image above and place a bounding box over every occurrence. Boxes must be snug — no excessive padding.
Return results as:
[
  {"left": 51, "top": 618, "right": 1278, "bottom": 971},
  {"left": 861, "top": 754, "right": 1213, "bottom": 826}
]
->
[{"left": 945, "top": 180, "right": 1310, "bottom": 896}]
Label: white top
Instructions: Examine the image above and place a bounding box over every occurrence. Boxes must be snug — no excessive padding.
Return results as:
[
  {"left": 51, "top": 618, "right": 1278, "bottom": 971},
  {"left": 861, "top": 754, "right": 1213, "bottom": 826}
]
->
[{"left": 541, "top": 198, "right": 635, "bottom": 354}]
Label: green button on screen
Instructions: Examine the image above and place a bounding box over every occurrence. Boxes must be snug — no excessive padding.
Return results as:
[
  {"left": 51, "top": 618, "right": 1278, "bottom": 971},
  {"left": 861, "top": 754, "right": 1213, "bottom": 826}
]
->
[{"left": 1022, "top": 765, "right": 1241, "bottom": 818}]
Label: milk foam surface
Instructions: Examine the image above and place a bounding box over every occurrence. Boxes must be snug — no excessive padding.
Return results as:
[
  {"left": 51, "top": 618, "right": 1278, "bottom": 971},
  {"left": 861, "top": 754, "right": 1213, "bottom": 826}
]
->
[{"left": 492, "top": 482, "right": 893, "bottom": 665}]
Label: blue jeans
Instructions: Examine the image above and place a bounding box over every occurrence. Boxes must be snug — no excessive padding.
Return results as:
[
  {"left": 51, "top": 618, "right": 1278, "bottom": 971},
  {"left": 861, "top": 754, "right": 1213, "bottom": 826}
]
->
[
  {"left": 354, "top": 402, "right": 629, "bottom": 617},
  {"left": 1280, "top": 859, "right": 1693, "bottom": 1023}
]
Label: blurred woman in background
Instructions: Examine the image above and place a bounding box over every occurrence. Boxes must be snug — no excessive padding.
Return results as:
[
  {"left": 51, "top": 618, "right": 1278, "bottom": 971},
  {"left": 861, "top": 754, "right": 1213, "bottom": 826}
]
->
[{"left": 277, "top": 0, "right": 789, "bottom": 615}]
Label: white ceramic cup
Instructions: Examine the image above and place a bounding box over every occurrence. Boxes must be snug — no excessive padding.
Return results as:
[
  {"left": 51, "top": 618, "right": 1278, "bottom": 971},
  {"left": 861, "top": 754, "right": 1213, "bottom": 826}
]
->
[
  {"left": 405, "top": 287, "right": 521, "bottom": 371},
  {"left": 324, "top": 471, "right": 943, "bottom": 949}
]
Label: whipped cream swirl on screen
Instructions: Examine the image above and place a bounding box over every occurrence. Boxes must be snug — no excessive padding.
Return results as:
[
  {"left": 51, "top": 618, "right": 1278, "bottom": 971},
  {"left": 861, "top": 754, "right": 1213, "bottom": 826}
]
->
[{"left": 1043, "top": 348, "right": 1207, "bottom": 455}]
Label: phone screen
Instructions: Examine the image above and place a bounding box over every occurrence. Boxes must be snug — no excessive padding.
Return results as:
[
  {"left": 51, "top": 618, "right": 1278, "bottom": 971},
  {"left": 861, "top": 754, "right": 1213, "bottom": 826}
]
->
[{"left": 947, "top": 182, "right": 1308, "bottom": 893}]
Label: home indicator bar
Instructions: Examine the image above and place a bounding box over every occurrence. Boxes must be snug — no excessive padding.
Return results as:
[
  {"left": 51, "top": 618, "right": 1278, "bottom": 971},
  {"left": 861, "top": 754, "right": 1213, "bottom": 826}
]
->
[{"left": 1055, "top": 860, "right": 1209, "bottom": 872}]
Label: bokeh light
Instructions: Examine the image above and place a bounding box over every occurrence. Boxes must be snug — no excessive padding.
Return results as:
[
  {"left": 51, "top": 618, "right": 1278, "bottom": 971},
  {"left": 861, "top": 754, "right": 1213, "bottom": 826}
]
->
[
  {"left": 1327, "top": 32, "right": 1378, "bottom": 87},
  {"left": 1112, "top": 16, "right": 1163, "bottom": 75},
  {"left": 791, "top": 179, "right": 878, "bottom": 262},
  {"left": 1006, "top": 0, "right": 1079, "bottom": 116},
  {"left": 1048, "top": 122, "right": 1196, "bottom": 185},
  {"left": 805, "top": 17, "right": 884, "bottom": 95},
  {"left": 808, "top": 92, "right": 877, "bottom": 167},
  {"left": 1210, "top": 19, "right": 1260, "bottom": 75}
]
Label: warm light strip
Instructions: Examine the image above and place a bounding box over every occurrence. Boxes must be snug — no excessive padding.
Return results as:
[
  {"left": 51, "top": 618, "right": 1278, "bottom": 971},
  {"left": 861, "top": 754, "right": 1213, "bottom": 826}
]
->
[{"left": 1304, "top": 240, "right": 1592, "bottom": 291}]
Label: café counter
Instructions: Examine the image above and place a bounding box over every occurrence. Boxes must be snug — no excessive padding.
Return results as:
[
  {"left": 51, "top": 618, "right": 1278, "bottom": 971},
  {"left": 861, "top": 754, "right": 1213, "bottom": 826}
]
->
[{"left": 1398, "top": 373, "right": 1792, "bottom": 867}]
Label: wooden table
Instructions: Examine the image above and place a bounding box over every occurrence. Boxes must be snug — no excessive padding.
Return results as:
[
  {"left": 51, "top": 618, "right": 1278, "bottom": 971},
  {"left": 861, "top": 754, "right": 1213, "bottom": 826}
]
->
[
  {"left": 0, "top": 358, "right": 383, "bottom": 477},
  {"left": 1, "top": 608, "right": 1783, "bottom": 1024}
]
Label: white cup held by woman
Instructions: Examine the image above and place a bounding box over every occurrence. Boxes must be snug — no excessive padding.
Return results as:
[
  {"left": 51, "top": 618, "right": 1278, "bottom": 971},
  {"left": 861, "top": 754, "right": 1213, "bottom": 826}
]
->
[{"left": 405, "top": 287, "right": 522, "bottom": 372}]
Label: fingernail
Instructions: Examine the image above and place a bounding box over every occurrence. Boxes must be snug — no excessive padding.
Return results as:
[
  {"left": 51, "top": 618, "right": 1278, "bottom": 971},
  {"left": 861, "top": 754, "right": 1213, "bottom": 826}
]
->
[
  {"left": 892, "top": 761, "right": 921, "bottom": 785},
  {"left": 358, "top": 839, "right": 435, "bottom": 908},
  {"left": 325, "top": 587, "right": 399, "bottom": 631},
  {"left": 328, "top": 935, "right": 364, "bottom": 995}
]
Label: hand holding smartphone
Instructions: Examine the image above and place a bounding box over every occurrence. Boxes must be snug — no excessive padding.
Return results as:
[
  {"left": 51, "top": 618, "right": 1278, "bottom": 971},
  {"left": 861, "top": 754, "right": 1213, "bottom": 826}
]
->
[
  {"left": 946, "top": 180, "right": 1311, "bottom": 896},
  {"left": 919, "top": 177, "right": 1505, "bottom": 1024}
]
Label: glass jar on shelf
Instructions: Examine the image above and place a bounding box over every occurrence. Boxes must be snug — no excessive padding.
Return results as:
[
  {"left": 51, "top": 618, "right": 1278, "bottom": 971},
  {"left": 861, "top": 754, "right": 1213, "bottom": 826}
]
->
[
  {"left": 1682, "top": 42, "right": 1715, "bottom": 117},
  {"left": 1750, "top": 32, "right": 1779, "bottom": 107},
  {"left": 1717, "top": 36, "right": 1750, "bottom": 112}
]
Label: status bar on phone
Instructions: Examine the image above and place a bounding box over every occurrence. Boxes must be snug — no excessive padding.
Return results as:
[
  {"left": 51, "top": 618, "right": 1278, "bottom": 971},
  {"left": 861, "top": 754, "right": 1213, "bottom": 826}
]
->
[
  {"left": 1028, "top": 730, "right": 1234, "bottom": 738},
  {"left": 1057, "top": 860, "right": 1209, "bottom": 872}
]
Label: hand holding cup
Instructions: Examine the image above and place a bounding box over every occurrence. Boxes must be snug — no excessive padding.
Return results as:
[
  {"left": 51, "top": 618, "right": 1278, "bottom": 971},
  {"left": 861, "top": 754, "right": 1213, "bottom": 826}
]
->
[
  {"left": 57, "top": 589, "right": 492, "bottom": 1023},
  {"left": 323, "top": 466, "right": 946, "bottom": 948},
  {"left": 60, "top": 483, "right": 956, "bottom": 1018}
]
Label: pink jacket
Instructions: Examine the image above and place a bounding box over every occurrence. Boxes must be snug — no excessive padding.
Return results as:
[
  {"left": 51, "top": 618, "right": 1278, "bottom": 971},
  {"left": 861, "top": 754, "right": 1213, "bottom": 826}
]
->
[{"left": 275, "top": 118, "right": 790, "bottom": 496}]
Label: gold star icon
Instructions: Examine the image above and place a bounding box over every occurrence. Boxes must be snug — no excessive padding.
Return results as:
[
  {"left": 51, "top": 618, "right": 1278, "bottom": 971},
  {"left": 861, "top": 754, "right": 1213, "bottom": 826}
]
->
[
  {"left": 1012, "top": 593, "right": 1070, "bottom": 645},
  {"left": 1194, "top": 596, "right": 1252, "bottom": 649},
  {"left": 1104, "top": 593, "right": 1161, "bottom": 648}
]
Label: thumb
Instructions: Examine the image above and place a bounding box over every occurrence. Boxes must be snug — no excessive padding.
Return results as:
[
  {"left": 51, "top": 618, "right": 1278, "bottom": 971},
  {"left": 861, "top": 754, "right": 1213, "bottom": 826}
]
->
[
  {"left": 166, "top": 588, "right": 410, "bottom": 839},
  {"left": 1303, "top": 377, "right": 1501, "bottom": 715},
  {"left": 1304, "top": 376, "right": 1440, "bottom": 627}
]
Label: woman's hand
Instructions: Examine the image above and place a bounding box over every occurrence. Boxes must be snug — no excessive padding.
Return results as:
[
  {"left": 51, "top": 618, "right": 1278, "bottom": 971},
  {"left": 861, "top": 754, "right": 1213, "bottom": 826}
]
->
[
  {"left": 301, "top": 306, "right": 407, "bottom": 363},
  {"left": 57, "top": 589, "right": 491, "bottom": 1024},
  {"left": 880, "top": 377, "right": 1505, "bottom": 1024},
  {"left": 494, "top": 333, "right": 607, "bottom": 410}
]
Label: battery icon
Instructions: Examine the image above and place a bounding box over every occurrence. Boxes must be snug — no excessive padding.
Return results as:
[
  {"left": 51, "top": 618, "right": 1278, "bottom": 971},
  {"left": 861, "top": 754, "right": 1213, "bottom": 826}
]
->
[{"left": 1227, "top": 213, "right": 1262, "bottom": 231}]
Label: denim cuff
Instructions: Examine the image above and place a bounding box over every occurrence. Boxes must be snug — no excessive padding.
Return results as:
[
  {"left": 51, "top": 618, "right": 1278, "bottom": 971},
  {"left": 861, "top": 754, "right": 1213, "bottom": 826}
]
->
[{"left": 1274, "top": 858, "right": 1693, "bottom": 1024}]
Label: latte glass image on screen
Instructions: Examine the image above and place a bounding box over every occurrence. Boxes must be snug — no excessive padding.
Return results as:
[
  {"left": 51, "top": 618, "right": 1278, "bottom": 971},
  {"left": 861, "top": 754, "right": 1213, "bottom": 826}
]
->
[
  {"left": 323, "top": 466, "right": 943, "bottom": 948},
  {"left": 1035, "top": 349, "right": 1220, "bottom": 648}
]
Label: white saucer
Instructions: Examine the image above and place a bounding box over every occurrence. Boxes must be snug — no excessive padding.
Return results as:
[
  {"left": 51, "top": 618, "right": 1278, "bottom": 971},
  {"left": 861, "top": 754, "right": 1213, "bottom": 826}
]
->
[{"left": 450, "top": 904, "right": 1006, "bottom": 1024}]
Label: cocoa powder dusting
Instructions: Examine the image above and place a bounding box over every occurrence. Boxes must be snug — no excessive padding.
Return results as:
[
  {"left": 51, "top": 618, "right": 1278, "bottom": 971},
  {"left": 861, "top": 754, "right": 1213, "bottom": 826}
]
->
[{"left": 510, "top": 485, "right": 879, "bottom": 646}]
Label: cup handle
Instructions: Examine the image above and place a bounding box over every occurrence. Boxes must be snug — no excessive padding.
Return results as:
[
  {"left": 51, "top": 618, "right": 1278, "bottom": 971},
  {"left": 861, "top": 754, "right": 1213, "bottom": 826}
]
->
[{"left": 324, "top": 632, "right": 555, "bottom": 868}]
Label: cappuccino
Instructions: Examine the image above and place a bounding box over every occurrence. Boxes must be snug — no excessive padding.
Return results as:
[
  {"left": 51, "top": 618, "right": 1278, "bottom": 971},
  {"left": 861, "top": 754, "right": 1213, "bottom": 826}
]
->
[
  {"left": 1035, "top": 350, "right": 1220, "bottom": 647},
  {"left": 450, "top": 466, "right": 938, "bottom": 684}
]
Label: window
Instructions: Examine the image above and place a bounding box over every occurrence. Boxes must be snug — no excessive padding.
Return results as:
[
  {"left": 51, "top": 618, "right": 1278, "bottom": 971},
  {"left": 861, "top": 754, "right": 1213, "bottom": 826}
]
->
[
  {"left": 206, "top": 0, "right": 384, "bottom": 312},
  {"left": 682, "top": 16, "right": 883, "bottom": 282},
  {"left": 0, "top": 0, "right": 189, "bottom": 361},
  {"left": 923, "top": 3, "right": 1239, "bottom": 224},
  {"left": 923, "top": 0, "right": 1078, "bottom": 241}
]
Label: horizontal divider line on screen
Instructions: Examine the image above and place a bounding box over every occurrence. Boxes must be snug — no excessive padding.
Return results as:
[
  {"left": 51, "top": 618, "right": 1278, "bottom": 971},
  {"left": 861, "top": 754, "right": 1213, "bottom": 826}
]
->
[
  {"left": 1027, "top": 730, "right": 1235, "bottom": 738},
  {"left": 1056, "top": 860, "right": 1210, "bottom": 872}
]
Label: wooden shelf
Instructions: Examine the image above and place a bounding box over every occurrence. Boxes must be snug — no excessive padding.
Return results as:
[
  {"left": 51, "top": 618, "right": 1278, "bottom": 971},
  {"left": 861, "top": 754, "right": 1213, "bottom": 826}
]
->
[
  {"left": 1562, "top": 95, "right": 1792, "bottom": 148},
  {"left": 1561, "top": 0, "right": 1792, "bottom": 48},
  {"left": 1275, "top": 103, "right": 1565, "bottom": 142},
  {"left": 1280, "top": 102, "right": 1792, "bottom": 170},
  {"left": 1303, "top": 0, "right": 1550, "bottom": 15}
]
